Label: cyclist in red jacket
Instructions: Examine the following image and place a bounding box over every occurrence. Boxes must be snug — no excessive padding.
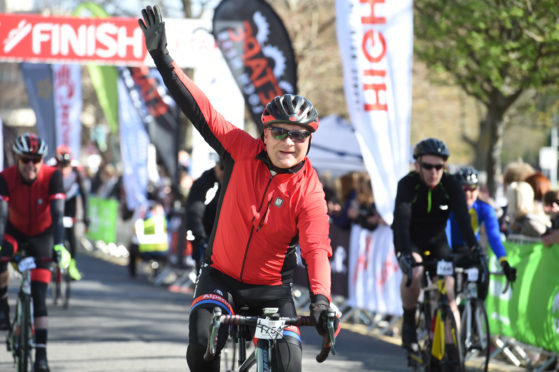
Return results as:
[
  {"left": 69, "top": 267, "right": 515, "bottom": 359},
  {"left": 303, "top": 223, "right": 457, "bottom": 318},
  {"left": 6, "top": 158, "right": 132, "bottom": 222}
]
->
[
  {"left": 140, "top": 6, "right": 338, "bottom": 371},
  {"left": 0, "top": 133, "right": 71, "bottom": 372}
]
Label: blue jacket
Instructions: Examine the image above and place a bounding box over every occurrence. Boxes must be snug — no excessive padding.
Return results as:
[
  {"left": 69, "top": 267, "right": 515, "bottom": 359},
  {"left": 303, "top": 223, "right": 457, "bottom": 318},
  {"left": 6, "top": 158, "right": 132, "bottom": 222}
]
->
[{"left": 447, "top": 198, "right": 506, "bottom": 259}]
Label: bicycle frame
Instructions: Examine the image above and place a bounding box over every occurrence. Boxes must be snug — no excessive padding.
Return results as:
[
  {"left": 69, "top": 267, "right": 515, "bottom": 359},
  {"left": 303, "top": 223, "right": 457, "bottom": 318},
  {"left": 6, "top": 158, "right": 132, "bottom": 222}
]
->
[
  {"left": 408, "top": 257, "right": 465, "bottom": 371},
  {"left": 6, "top": 256, "right": 40, "bottom": 372}
]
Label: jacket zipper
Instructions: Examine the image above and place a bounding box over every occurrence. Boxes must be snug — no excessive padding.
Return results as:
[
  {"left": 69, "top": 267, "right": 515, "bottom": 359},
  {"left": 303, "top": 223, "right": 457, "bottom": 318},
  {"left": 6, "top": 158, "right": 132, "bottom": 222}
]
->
[{"left": 239, "top": 174, "right": 274, "bottom": 281}]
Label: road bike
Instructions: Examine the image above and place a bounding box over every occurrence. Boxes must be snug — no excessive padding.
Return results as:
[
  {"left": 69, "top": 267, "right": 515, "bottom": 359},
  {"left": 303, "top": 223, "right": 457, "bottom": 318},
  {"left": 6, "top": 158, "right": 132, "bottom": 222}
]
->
[
  {"left": 204, "top": 306, "right": 337, "bottom": 371},
  {"left": 454, "top": 256, "right": 490, "bottom": 372},
  {"left": 3, "top": 253, "right": 53, "bottom": 372},
  {"left": 406, "top": 256, "right": 465, "bottom": 372},
  {"left": 51, "top": 215, "right": 79, "bottom": 308}
]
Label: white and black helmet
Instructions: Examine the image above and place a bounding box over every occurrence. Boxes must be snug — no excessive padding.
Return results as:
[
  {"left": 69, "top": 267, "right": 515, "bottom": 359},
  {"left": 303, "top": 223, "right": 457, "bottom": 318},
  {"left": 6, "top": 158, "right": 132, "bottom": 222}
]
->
[{"left": 13, "top": 133, "right": 48, "bottom": 157}]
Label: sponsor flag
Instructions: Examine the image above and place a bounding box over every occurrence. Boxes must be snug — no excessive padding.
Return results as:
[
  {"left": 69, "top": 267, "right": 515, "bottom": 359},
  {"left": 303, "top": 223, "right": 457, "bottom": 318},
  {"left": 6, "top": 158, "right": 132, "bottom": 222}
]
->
[
  {"left": 212, "top": 0, "right": 297, "bottom": 133},
  {"left": 347, "top": 224, "right": 402, "bottom": 315},
  {"left": 336, "top": 0, "right": 413, "bottom": 224},
  {"left": 52, "top": 63, "right": 82, "bottom": 159},
  {"left": 73, "top": 3, "right": 119, "bottom": 134},
  {"left": 126, "top": 66, "right": 182, "bottom": 183},
  {"left": 118, "top": 67, "right": 149, "bottom": 211},
  {"left": 20, "top": 62, "right": 56, "bottom": 159}
]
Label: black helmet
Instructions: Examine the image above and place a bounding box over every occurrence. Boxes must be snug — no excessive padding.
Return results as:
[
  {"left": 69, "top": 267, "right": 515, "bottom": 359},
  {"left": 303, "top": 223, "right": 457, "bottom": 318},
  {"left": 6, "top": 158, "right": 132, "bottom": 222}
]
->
[
  {"left": 413, "top": 138, "right": 449, "bottom": 160},
  {"left": 455, "top": 166, "right": 479, "bottom": 187},
  {"left": 261, "top": 94, "right": 319, "bottom": 132},
  {"left": 13, "top": 133, "right": 48, "bottom": 157}
]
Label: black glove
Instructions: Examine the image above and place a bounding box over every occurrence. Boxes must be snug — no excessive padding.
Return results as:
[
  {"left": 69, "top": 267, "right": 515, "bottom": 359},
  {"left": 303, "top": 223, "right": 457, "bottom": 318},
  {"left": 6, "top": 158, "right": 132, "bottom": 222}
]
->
[
  {"left": 138, "top": 5, "right": 168, "bottom": 56},
  {"left": 309, "top": 295, "right": 339, "bottom": 336},
  {"left": 397, "top": 252, "right": 414, "bottom": 278},
  {"left": 501, "top": 260, "right": 517, "bottom": 283}
]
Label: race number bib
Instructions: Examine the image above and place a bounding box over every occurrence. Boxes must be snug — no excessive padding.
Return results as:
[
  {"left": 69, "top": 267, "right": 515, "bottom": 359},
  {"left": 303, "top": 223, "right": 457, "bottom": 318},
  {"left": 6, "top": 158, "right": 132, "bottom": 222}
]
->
[
  {"left": 18, "top": 257, "right": 36, "bottom": 272},
  {"left": 254, "top": 319, "right": 285, "bottom": 340},
  {"left": 466, "top": 267, "right": 479, "bottom": 281},
  {"left": 436, "top": 260, "right": 453, "bottom": 276}
]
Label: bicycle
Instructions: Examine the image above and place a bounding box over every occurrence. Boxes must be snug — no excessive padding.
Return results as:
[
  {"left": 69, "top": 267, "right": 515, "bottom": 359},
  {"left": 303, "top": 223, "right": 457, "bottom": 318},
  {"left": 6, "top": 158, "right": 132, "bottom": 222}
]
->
[
  {"left": 2, "top": 253, "right": 53, "bottom": 372},
  {"left": 406, "top": 256, "right": 465, "bottom": 372},
  {"left": 51, "top": 260, "right": 70, "bottom": 308},
  {"left": 204, "top": 306, "right": 337, "bottom": 371},
  {"left": 454, "top": 257, "right": 490, "bottom": 372},
  {"left": 51, "top": 215, "right": 78, "bottom": 308}
]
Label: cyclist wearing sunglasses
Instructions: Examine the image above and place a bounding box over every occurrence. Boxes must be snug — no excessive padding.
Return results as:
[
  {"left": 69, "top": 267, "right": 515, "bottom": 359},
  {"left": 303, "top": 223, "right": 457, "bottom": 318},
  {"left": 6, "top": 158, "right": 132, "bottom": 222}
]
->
[
  {"left": 54, "top": 145, "right": 90, "bottom": 281},
  {"left": 447, "top": 166, "right": 516, "bottom": 298},
  {"left": 0, "top": 133, "right": 70, "bottom": 372},
  {"left": 139, "top": 6, "right": 338, "bottom": 371},
  {"left": 393, "top": 137, "right": 479, "bottom": 352}
]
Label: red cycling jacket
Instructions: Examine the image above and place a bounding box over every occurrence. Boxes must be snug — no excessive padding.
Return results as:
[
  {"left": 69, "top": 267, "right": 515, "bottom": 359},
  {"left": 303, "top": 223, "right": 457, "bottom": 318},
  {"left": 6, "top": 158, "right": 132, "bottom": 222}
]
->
[
  {"left": 153, "top": 54, "right": 333, "bottom": 301},
  {"left": 0, "top": 165, "right": 65, "bottom": 236}
]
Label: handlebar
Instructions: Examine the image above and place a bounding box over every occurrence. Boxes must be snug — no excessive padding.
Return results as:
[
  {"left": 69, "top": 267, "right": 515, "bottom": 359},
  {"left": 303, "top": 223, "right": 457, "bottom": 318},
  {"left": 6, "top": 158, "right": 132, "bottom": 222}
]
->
[
  {"left": 404, "top": 253, "right": 485, "bottom": 287},
  {"left": 489, "top": 270, "right": 512, "bottom": 293},
  {"left": 203, "top": 307, "right": 336, "bottom": 364}
]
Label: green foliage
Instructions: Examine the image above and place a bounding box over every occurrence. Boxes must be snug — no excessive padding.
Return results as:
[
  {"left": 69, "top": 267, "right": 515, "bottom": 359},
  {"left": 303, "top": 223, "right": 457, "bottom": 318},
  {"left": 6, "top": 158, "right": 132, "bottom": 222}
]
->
[{"left": 414, "top": 0, "right": 559, "bottom": 106}]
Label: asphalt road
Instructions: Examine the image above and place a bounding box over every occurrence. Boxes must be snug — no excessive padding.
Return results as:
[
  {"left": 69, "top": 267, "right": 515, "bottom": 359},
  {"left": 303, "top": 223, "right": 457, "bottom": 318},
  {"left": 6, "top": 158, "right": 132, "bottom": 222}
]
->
[{"left": 0, "top": 252, "right": 410, "bottom": 372}]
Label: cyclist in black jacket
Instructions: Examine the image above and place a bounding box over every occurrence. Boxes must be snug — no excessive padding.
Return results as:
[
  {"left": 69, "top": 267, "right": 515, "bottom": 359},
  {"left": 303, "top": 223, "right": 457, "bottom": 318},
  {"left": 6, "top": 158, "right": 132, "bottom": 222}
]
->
[
  {"left": 392, "top": 138, "right": 479, "bottom": 351},
  {"left": 185, "top": 160, "right": 224, "bottom": 274}
]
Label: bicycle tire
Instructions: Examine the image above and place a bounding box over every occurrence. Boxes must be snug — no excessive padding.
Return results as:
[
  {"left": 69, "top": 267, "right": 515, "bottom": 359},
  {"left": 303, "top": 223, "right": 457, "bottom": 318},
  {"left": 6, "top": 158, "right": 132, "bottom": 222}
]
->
[
  {"left": 63, "top": 272, "right": 71, "bottom": 309},
  {"left": 461, "top": 298, "right": 490, "bottom": 372},
  {"left": 408, "top": 298, "right": 431, "bottom": 371},
  {"left": 17, "top": 294, "right": 33, "bottom": 372},
  {"left": 439, "top": 308, "right": 464, "bottom": 372},
  {"left": 52, "top": 266, "right": 62, "bottom": 306}
]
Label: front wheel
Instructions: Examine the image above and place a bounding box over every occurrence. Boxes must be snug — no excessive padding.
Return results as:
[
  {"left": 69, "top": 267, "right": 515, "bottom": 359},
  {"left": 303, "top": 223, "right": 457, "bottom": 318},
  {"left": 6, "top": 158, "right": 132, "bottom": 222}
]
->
[
  {"left": 461, "top": 299, "right": 490, "bottom": 371},
  {"left": 17, "top": 294, "right": 33, "bottom": 372},
  {"left": 437, "top": 308, "right": 464, "bottom": 372}
]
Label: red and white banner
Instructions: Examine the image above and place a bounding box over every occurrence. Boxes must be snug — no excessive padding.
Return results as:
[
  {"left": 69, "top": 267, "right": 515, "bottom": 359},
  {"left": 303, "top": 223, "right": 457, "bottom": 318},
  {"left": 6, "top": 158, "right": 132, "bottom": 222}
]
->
[
  {"left": 336, "top": 0, "right": 413, "bottom": 225},
  {"left": 0, "top": 13, "right": 147, "bottom": 65},
  {"left": 53, "top": 64, "right": 82, "bottom": 159},
  {"left": 0, "top": 13, "right": 223, "bottom": 68},
  {"left": 347, "top": 224, "right": 402, "bottom": 315}
]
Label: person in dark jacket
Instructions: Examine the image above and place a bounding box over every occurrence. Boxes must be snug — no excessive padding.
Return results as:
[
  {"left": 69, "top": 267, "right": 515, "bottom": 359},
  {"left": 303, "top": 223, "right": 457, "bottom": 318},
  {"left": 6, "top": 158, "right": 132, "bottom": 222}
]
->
[{"left": 185, "top": 160, "right": 224, "bottom": 274}]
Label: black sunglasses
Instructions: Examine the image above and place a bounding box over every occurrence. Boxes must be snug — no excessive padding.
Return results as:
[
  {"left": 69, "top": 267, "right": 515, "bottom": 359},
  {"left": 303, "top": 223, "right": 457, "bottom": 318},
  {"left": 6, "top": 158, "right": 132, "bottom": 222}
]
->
[
  {"left": 268, "top": 126, "right": 311, "bottom": 143},
  {"left": 420, "top": 162, "right": 444, "bottom": 171},
  {"left": 19, "top": 157, "right": 42, "bottom": 164},
  {"left": 462, "top": 184, "right": 478, "bottom": 192}
]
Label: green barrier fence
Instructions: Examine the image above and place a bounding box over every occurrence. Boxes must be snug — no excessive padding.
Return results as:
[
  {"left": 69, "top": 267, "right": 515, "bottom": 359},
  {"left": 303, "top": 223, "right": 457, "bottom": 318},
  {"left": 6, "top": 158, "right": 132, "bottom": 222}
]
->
[
  {"left": 485, "top": 239, "right": 559, "bottom": 353},
  {"left": 86, "top": 196, "right": 119, "bottom": 244}
]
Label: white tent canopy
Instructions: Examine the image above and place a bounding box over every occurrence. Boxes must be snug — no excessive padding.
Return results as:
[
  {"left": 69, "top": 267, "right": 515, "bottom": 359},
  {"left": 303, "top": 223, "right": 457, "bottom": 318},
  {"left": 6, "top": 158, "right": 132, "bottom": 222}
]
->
[{"left": 308, "top": 115, "right": 365, "bottom": 177}]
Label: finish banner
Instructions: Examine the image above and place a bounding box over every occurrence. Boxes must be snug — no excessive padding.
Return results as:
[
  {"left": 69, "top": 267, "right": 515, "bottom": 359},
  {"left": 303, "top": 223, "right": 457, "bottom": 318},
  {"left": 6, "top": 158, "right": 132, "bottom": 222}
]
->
[
  {"left": 0, "top": 13, "right": 147, "bottom": 65},
  {"left": 336, "top": 0, "right": 413, "bottom": 225},
  {"left": 212, "top": 0, "right": 297, "bottom": 133},
  {"left": 486, "top": 240, "right": 559, "bottom": 353}
]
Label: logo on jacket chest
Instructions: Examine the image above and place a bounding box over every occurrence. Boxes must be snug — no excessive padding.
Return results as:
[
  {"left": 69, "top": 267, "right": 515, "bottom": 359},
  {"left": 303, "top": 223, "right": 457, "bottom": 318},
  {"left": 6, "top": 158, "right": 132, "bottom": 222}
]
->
[{"left": 274, "top": 197, "right": 283, "bottom": 208}]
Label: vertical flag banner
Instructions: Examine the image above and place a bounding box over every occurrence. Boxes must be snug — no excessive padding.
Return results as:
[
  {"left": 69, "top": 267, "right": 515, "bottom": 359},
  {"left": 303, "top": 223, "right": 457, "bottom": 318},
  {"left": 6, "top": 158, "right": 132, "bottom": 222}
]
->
[
  {"left": 20, "top": 62, "right": 56, "bottom": 159},
  {"left": 127, "top": 66, "right": 182, "bottom": 183},
  {"left": 73, "top": 2, "right": 119, "bottom": 134},
  {"left": 118, "top": 68, "right": 149, "bottom": 211},
  {"left": 212, "top": 0, "right": 297, "bottom": 133},
  {"left": 336, "top": 0, "right": 413, "bottom": 224},
  {"left": 52, "top": 64, "right": 82, "bottom": 159},
  {"left": 347, "top": 224, "right": 402, "bottom": 315}
]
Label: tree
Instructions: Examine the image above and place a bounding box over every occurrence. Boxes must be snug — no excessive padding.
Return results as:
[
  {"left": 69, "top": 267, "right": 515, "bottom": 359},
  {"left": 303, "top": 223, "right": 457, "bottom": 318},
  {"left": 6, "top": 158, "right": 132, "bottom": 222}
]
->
[{"left": 414, "top": 0, "right": 559, "bottom": 197}]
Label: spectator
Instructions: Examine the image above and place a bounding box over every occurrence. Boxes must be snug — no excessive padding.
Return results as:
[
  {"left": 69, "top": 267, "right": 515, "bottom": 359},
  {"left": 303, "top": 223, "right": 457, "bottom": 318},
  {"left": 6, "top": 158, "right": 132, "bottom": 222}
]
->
[
  {"left": 506, "top": 181, "right": 550, "bottom": 237},
  {"left": 541, "top": 190, "right": 559, "bottom": 246},
  {"left": 524, "top": 171, "right": 552, "bottom": 221},
  {"left": 347, "top": 171, "right": 385, "bottom": 231}
]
